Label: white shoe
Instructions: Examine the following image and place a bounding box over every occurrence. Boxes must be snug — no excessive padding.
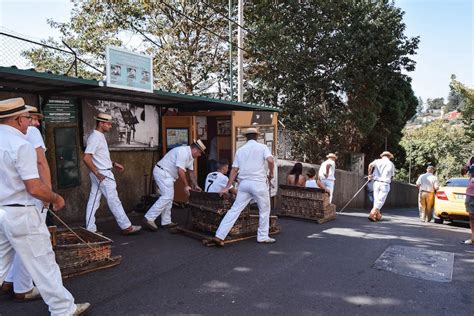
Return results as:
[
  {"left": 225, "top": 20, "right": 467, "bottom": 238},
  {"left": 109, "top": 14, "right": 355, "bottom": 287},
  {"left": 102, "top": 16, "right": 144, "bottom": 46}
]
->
[
  {"left": 73, "top": 303, "right": 91, "bottom": 315},
  {"left": 143, "top": 218, "right": 158, "bottom": 232},
  {"left": 257, "top": 237, "right": 276, "bottom": 244},
  {"left": 463, "top": 239, "right": 474, "bottom": 245}
]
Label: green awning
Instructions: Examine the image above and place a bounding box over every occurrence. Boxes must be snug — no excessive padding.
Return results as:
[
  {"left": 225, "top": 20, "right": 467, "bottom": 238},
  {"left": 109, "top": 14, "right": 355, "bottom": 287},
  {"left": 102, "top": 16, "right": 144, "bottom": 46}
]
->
[{"left": 0, "top": 66, "right": 280, "bottom": 112}]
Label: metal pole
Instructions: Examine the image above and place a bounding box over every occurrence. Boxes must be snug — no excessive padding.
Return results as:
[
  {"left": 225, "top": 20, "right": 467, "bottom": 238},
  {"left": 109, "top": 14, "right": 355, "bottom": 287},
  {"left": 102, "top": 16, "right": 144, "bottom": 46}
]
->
[
  {"left": 408, "top": 157, "right": 412, "bottom": 183},
  {"left": 338, "top": 179, "right": 370, "bottom": 214},
  {"left": 237, "top": 0, "right": 244, "bottom": 102},
  {"left": 229, "top": 0, "right": 233, "bottom": 100}
]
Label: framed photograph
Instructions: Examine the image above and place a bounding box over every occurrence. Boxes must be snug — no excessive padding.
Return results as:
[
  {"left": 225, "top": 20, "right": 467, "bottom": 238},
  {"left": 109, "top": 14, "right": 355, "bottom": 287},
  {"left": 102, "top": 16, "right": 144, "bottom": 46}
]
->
[
  {"left": 82, "top": 99, "right": 159, "bottom": 149},
  {"left": 166, "top": 128, "right": 189, "bottom": 151},
  {"left": 266, "top": 141, "right": 273, "bottom": 153},
  {"left": 217, "top": 119, "right": 231, "bottom": 136}
]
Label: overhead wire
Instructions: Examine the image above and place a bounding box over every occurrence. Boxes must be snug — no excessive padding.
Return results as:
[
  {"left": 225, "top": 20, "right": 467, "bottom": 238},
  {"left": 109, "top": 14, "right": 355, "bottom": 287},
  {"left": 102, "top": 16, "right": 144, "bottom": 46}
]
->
[
  {"left": 158, "top": 0, "right": 253, "bottom": 56},
  {"left": 199, "top": 1, "right": 257, "bottom": 38}
]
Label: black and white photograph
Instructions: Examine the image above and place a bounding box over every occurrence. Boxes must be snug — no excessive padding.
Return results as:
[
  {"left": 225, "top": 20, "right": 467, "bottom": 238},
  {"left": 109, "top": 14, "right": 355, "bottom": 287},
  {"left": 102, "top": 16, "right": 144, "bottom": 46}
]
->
[
  {"left": 141, "top": 70, "right": 150, "bottom": 82},
  {"left": 217, "top": 119, "right": 231, "bottom": 136},
  {"left": 127, "top": 67, "right": 137, "bottom": 79},
  {"left": 82, "top": 99, "right": 159, "bottom": 149},
  {"left": 111, "top": 64, "right": 122, "bottom": 76}
]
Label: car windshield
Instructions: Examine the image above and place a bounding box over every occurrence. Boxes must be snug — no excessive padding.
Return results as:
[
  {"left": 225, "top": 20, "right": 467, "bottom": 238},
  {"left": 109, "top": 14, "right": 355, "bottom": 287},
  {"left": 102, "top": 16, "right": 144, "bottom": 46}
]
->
[{"left": 445, "top": 178, "right": 469, "bottom": 187}]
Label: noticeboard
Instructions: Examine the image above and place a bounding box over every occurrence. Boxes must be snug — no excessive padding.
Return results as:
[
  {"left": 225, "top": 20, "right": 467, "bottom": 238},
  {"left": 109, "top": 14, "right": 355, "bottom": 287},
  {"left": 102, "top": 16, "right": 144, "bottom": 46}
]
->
[
  {"left": 106, "top": 45, "right": 153, "bottom": 93},
  {"left": 44, "top": 99, "right": 77, "bottom": 123}
]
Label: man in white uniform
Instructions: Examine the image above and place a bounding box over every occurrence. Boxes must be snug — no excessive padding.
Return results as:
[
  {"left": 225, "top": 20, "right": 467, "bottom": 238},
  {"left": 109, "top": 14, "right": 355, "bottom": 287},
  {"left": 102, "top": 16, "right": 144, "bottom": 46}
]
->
[
  {"left": 318, "top": 153, "right": 337, "bottom": 203},
  {"left": 213, "top": 128, "right": 275, "bottom": 246},
  {"left": 416, "top": 165, "right": 439, "bottom": 222},
  {"left": 2, "top": 107, "right": 53, "bottom": 301},
  {"left": 142, "top": 140, "right": 206, "bottom": 231},
  {"left": 205, "top": 159, "right": 236, "bottom": 194},
  {"left": 83, "top": 113, "right": 141, "bottom": 235},
  {"left": 367, "top": 151, "right": 395, "bottom": 222},
  {"left": 0, "top": 97, "right": 90, "bottom": 315}
]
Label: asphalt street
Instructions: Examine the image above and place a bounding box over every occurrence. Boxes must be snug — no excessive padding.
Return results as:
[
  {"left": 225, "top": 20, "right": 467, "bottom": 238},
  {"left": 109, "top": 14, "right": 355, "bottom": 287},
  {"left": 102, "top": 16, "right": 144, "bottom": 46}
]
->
[{"left": 1, "top": 207, "right": 473, "bottom": 316}]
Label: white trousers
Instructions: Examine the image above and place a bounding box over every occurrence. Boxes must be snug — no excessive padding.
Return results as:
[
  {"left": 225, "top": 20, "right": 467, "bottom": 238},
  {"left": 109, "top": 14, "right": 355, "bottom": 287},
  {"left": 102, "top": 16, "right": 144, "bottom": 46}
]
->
[
  {"left": 5, "top": 199, "right": 45, "bottom": 293},
  {"left": 145, "top": 166, "right": 175, "bottom": 225},
  {"left": 0, "top": 206, "right": 76, "bottom": 315},
  {"left": 85, "top": 170, "right": 132, "bottom": 232},
  {"left": 373, "top": 181, "right": 391, "bottom": 210},
  {"left": 321, "top": 179, "right": 335, "bottom": 203},
  {"left": 215, "top": 179, "right": 271, "bottom": 242}
]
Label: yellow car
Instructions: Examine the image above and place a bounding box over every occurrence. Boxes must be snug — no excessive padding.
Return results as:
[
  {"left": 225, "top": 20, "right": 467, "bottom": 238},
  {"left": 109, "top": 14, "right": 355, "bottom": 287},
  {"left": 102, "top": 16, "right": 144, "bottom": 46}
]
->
[{"left": 433, "top": 177, "right": 469, "bottom": 224}]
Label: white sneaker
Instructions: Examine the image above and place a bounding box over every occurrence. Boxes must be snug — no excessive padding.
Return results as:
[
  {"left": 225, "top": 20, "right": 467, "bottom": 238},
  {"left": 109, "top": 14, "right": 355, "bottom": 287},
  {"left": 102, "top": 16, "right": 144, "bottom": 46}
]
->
[
  {"left": 73, "top": 302, "right": 91, "bottom": 315},
  {"left": 257, "top": 237, "right": 276, "bottom": 244},
  {"left": 143, "top": 218, "right": 158, "bottom": 232},
  {"left": 463, "top": 239, "right": 474, "bottom": 245}
]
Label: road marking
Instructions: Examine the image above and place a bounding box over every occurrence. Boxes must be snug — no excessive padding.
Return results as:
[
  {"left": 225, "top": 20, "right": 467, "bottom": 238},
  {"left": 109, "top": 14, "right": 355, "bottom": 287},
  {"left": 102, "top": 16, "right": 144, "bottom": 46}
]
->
[{"left": 373, "top": 245, "right": 454, "bottom": 282}]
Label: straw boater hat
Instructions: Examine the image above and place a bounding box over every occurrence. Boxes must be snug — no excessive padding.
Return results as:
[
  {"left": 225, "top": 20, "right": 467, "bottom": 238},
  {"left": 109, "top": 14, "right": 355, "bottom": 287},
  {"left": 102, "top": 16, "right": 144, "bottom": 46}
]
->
[
  {"left": 192, "top": 139, "right": 206, "bottom": 152},
  {"left": 0, "top": 98, "right": 34, "bottom": 118},
  {"left": 94, "top": 113, "right": 113, "bottom": 123},
  {"left": 242, "top": 127, "right": 259, "bottom": 135},
  {"left": 326, "top": 153, "right": 337, "bottom": 159},
  {"left": 29, "top": 107, "right": 44, "bottom": 118},
  {"left": 380, "top": 151, "right": 394, "bottom": 159}
]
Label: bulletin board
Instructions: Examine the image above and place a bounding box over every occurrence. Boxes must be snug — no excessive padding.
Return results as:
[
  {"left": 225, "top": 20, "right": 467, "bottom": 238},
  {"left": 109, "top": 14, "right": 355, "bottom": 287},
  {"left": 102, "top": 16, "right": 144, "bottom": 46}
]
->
[{"left": 235, "top": 125, "right": 276, "bottom": 155}]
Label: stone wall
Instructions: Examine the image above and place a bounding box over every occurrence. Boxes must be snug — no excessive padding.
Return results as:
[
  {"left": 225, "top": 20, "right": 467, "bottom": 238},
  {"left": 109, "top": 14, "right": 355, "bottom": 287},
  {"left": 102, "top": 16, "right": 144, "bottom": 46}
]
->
[{"left": 276, "top": 159, "right": 418, "bottom": 211}]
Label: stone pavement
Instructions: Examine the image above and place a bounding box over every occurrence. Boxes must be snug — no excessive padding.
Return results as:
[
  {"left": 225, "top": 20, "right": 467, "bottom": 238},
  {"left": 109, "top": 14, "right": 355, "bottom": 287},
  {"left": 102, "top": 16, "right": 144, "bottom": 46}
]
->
[{"left": 1, "top": 207, "right": 473, "bottom": 315}]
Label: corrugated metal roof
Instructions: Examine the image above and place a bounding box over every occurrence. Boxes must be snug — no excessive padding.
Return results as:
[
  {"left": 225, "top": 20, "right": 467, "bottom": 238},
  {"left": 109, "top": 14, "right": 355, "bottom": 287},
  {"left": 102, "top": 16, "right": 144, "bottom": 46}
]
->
[{"left": 0, "top": 66, "right": 281, "bottom": 112}]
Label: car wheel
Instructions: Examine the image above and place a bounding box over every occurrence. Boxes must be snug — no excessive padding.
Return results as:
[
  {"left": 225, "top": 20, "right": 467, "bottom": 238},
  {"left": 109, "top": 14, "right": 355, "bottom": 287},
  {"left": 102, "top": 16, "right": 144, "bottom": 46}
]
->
[{"left": 434, "top": 217, "right": 444, "bottom": 224}]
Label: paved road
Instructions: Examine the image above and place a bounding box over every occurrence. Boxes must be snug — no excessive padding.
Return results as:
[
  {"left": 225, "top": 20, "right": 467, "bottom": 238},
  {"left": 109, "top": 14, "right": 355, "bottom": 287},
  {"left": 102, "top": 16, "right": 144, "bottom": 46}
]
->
[{"left": 1, "top": 207, "right": 473, "bottom": 315}]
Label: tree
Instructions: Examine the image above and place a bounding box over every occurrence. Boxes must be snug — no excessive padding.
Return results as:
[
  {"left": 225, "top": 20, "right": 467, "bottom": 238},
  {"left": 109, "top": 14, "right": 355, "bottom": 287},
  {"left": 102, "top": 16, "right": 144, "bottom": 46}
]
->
[
  {"left": 426, "top": 97, "right": 445, "bottom": 111},
  {"left": 23, "top": 1, "right": 232, "bottom": 96},
  {"left": 244, "top": 0, "right": 419, "bottom": 165},
  {"left": 450, "top": 76, "right": 474, "bottom": 141},
  {"left": 446, "top": 90, "right": 465, "bottom": 112},
  {"left": 398, "top": 120, "right": 470, "bottom": 183},
  {"left": 416, "top": 96, "right": 424, "bottom": 114}
]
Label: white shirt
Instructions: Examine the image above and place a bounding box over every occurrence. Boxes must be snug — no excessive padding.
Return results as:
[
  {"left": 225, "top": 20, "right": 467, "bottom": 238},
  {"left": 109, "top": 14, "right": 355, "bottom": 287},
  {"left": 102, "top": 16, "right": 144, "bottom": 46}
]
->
[
  {"left": 233, "top": 140, "right": 272, "bottom": 182},
  {"left": 319, "top": 159, "right": 336, "bottom": 181},
  {"left": 416, "top": 172, "right": 439, "bottom": 193},
  {"left": 205, "top": 171, "right": 230, "bottom": 193},
  {"left": 305, "top": 179, "right": 318, "bottom": 188},
  {"left": 85, "top": 130, "right": 113, "bottom": 170},
  {"left": 370, "top": 157, "right": 395, "bottom": 183},
  {"left": 0, "top": 125, "right": 39, "bottom": 205},
  {"left": 26, "top": 126, "right": 46, "bottom": 150},
  {"left": 157, "top": 146, "right": 194, "bottom": 180}
]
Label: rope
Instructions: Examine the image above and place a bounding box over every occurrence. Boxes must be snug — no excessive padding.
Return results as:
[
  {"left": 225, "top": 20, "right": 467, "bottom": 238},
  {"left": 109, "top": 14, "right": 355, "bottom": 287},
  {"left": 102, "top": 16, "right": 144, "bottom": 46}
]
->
[{"left": 47, "top": 209, "right": 115, "bottom": 262}]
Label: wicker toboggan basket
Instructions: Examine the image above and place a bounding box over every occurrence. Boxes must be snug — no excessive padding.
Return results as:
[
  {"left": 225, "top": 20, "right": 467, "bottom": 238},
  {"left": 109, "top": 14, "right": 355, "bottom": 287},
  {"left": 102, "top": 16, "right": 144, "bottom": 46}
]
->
[
  {"left": 188, "top": 191, "right": 278, "bottom": 237},
  {"left": 53, "top": 228, "right": 113, "bottom": 270},
  {"left": 279, "top": 184, "right": 336, "bottom": 223}
]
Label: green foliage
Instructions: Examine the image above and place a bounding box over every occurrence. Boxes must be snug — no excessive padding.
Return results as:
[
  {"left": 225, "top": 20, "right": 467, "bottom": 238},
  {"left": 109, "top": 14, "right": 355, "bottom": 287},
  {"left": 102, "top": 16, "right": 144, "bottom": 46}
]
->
[
  {"left": 398, "top": 121, "right": 470, "bottom": 183},
  {"left": 416, "top": 96, "right": 424, "bottom": 115},
  {"left": 426, "top": 97, "right": 445, "bottom": 111},
  {"left": 446, "top": 89, "right": 465, "bottom": 112},
  {"left": 449, "top": 76, "right": 474, "bottom": 140},
  {"left": 244, "top": 0, "right": 419, "bottom": 165},
  {"left": 23, "top": 0, "right": 231, "bottom": 95}
]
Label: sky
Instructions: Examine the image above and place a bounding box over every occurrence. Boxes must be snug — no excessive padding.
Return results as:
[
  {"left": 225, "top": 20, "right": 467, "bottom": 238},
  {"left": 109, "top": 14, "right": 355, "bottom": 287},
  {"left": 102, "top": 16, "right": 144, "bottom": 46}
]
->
[{"left": 0, "top": 0, "right": 472, "bottom": 102}]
